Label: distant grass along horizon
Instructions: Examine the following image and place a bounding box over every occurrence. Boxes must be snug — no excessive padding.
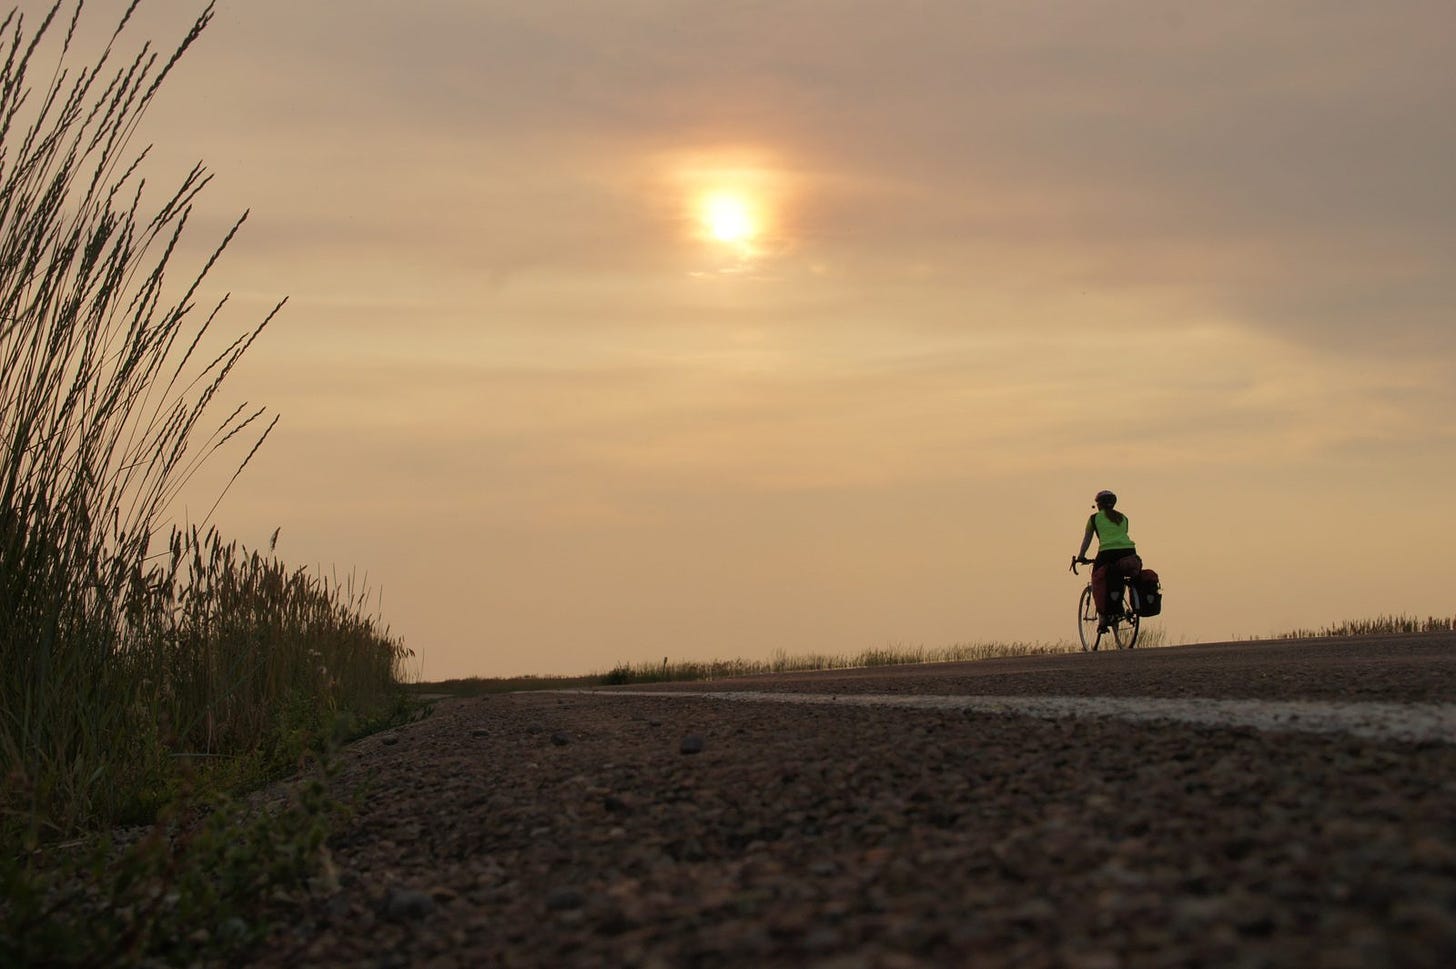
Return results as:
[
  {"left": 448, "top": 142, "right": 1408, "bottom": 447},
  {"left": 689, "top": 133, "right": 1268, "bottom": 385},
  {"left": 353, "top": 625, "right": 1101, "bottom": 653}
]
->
[
  {"left": 1264, "top": 613, "right": 1456, "bottom": 641},
  {"left": 415, "top": 629, "right": 1169, "bottom": 695},
  {"left": 412, "top": 613, "right": 1455, "bottom": 695}
]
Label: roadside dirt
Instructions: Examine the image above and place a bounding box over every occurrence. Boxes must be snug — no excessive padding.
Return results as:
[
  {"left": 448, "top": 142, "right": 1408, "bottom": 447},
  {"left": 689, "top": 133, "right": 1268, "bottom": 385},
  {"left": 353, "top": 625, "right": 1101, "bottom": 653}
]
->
[{"left": 249, "top": 651, "right": 1456, "bottom": 968}]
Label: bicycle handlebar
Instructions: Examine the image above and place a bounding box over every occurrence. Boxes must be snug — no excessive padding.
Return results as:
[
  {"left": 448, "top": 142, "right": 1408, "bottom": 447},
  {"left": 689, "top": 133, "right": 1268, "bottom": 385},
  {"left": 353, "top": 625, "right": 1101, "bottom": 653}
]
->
[{"left": 1068, "top": 556, "right": 1092, "bottom": 575}]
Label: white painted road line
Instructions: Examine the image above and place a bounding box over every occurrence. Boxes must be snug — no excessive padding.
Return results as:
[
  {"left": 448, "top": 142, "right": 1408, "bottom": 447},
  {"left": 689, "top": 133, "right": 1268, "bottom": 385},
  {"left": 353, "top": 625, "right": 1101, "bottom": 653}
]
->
[{"left": 581, "top": 692, "right": 1456, "bottom": 745}]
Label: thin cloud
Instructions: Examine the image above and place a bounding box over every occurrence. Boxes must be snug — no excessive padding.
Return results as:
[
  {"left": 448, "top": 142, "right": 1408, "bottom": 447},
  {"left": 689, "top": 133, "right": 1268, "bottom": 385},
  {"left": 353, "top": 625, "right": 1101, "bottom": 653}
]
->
[{"left": 106, "top": 0, "right": 1456, "bottom": 676}]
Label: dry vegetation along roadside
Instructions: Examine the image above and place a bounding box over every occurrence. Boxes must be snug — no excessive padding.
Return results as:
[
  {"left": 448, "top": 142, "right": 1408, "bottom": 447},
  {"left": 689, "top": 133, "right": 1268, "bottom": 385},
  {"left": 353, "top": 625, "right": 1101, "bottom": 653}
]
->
[
  {"left": 416, "top": 633, "right": 1166, "bottom": 697},
  {"left": 417, "top": 614, "right": 1456, "bottom": 699},
  {"left": 0, "top": 5, "right": 413, "bottom": 965}
]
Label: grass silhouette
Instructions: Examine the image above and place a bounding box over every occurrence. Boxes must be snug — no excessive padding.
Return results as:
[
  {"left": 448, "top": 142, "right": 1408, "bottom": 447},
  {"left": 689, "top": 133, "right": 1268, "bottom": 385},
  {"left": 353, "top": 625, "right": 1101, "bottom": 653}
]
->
[{"left": 0, "top": 7, "right": 410, "bottom": 962}]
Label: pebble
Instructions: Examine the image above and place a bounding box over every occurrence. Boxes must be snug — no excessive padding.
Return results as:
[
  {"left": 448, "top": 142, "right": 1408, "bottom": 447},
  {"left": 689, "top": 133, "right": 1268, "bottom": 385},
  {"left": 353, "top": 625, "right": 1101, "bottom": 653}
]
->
[
  {"left": 546, "top": 887, "right": 586, "bottom": 911},
  {"left": 551, "top": 732, "right": 572, "bottom": 746},
  {"left": 680, "top": 735, "right": 705, "bottom": 755},
  {"left": 381, "top": 887, "right": 436, "bottom": 921}
]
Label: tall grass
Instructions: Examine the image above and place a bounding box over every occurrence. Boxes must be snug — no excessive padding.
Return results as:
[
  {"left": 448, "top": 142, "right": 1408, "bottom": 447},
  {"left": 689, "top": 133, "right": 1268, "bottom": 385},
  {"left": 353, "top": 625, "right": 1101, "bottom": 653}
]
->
[{"left": 0, "top": 1, "right": 408, "bottom": 843}]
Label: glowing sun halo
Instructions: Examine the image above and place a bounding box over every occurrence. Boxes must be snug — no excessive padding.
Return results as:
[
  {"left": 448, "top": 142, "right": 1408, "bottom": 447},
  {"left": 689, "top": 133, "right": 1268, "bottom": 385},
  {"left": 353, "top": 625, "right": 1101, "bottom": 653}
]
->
[{"left": 702, "top": 192, "right": 757, "bottom": 243}]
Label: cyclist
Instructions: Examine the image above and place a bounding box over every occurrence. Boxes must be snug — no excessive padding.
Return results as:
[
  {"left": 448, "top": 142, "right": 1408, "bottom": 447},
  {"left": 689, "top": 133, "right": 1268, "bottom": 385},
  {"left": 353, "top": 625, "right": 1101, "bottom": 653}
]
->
[{"left": 1075, "top": 490, "right": 1143, "bottom": 633}]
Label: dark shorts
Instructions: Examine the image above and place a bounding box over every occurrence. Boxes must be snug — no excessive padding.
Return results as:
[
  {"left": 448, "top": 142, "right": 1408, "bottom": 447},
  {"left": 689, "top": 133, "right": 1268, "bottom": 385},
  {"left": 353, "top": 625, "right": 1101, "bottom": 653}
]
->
[
  {"left": 1092, "top": 548, "right": 1141, "bottom": 615},
  {"left": 1094, "top": 548, "right": 1140, "bottom": 569}
]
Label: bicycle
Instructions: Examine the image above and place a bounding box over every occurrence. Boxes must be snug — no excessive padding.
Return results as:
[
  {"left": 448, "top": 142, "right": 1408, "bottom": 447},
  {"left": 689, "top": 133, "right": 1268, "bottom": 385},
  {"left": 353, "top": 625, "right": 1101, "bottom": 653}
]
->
[{"left": 1069, "top": 557, "right": 1141, "bottom": 651}]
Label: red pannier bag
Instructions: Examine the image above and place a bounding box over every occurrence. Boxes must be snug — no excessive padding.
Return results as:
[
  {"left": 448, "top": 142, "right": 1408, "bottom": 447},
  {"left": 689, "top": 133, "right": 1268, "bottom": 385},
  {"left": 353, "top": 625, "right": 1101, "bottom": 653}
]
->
[{"left": 1132, "top": 569, "right": 1162, "bottom": 617}]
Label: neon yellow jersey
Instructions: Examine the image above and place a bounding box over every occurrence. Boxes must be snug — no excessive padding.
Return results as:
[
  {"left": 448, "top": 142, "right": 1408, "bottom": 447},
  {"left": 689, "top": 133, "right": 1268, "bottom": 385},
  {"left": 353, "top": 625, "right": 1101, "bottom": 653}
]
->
[{"left": 1092, "top": 511, "right": 1135, "bottom": 551}]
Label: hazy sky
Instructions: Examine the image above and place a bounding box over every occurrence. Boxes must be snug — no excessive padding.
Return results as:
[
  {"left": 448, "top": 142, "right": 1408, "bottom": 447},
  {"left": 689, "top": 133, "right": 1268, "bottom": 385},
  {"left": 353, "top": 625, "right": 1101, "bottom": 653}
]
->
[{"left": 56, "top": 1, "right": 1456, "bottom": 678}]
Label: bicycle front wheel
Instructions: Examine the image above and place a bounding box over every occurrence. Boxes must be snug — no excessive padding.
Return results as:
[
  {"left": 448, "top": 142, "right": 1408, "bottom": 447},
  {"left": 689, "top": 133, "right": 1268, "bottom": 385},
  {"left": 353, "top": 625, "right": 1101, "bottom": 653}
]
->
[{"left": 1078, "top": 585, "right": 1100, "bottom": 652}]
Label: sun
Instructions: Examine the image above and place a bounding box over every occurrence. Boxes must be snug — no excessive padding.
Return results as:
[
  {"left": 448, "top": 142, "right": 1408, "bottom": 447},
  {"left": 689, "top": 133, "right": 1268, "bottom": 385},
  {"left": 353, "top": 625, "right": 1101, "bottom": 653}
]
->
[
  {"left": 701, "top": 192, "right": 757, "bottom": 244},
  {"left": 668, "top": 150, "right": 790, "bottom": 265}
]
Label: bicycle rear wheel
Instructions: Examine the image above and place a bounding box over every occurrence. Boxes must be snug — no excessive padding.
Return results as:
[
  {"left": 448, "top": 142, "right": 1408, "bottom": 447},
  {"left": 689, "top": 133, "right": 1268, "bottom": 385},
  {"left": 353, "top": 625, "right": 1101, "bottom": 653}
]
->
[{"left": 1077, "top": 585, "right": 1101, "bottom": 651}]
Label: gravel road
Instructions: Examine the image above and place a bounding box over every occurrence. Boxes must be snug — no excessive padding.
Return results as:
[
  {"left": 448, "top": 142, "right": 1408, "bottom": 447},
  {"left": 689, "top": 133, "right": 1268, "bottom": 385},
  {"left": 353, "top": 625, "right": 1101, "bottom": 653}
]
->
[{"left": 252, "top": 635, "right": 1456, "bottom": 968}]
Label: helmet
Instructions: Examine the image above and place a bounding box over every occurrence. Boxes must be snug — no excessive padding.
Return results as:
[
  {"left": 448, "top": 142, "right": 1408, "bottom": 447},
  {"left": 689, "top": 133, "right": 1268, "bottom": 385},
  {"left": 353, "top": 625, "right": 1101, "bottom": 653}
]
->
[{"left": 1095, "top": 490, "right": 1117, "bottom": 505}]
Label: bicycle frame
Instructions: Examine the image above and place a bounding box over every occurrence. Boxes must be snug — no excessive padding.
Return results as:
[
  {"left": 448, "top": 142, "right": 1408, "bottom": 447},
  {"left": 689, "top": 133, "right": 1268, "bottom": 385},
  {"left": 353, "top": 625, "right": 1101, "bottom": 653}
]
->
[{"left": 1069, "top": 557, "right": 1140, "bottom": 651}]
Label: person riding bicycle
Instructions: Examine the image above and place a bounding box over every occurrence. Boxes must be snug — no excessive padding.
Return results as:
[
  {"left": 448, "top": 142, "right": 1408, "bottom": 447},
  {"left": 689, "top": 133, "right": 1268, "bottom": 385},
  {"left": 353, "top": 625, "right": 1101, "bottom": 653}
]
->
[{"left": 1075, "top": 490, "right": 1143, "bottom": 633}]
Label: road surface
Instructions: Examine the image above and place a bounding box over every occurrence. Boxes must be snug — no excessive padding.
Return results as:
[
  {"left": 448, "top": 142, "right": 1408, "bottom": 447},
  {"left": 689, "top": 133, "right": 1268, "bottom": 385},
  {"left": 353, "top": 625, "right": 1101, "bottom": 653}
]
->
[{"left": 254, "top": 634, "right": 1456, "bottom": 967}]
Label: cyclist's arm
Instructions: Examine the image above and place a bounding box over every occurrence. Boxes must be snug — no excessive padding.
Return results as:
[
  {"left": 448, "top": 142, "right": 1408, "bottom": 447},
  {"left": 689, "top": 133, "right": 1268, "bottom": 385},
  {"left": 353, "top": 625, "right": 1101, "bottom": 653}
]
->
[{"left": 1077, "top": 516, "right": 1096, "bottom": 561}]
